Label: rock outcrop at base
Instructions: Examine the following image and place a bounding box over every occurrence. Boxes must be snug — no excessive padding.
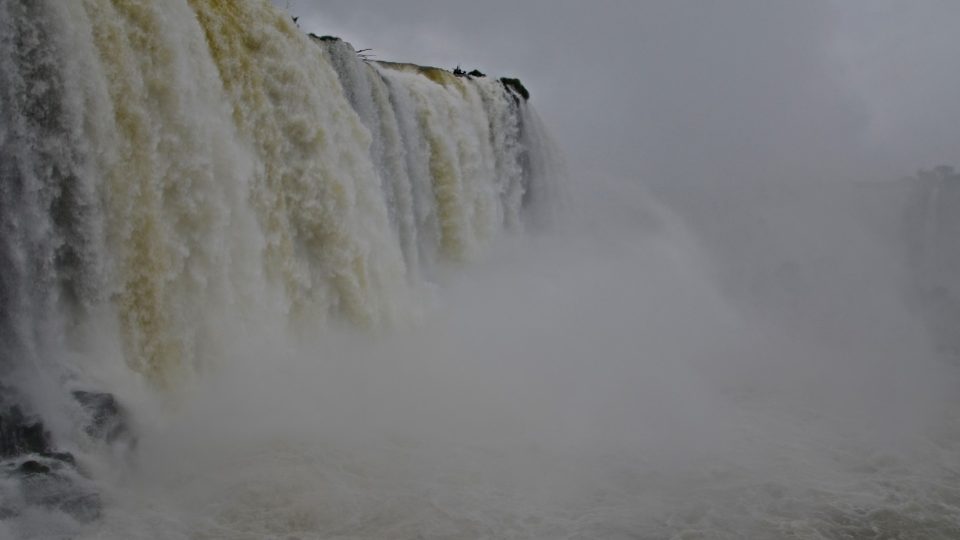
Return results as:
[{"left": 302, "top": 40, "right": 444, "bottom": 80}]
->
[{"left": 0, "top": 388, "right": 131, "bottom": 524}]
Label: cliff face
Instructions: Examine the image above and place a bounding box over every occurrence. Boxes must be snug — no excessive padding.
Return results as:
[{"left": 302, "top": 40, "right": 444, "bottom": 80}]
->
[{"left": 0, "top": 0, "right": 559, "bottom": 526}]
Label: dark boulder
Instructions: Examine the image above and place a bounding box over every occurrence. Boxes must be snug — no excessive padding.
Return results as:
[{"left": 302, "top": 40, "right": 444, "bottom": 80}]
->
[
  {"left": 468, "top": 69, "right": 486, "bottom": 78},
  {"left": 18, "top": 460, "right": 50, "bottom": 475},
  {"left": 0, "top": 404, "right": 52, "bottom": 458},
  {"left": 499, "top": 77, "right": 530, "bottom": 101},
  {"left": 3, "top": 454, "right": 71, "bottom": 478},
  {"left": 0, "top": 389, "right": 126, "bottom": 524},
  {"left": 73, "top": 390, "right": 129, "bottom": 443},
  {"left": 0, "top": 392, "right": 76, "bottom": 464}
]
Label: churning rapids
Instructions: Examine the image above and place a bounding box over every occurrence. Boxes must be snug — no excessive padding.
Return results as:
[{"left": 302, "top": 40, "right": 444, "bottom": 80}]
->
[{"left": 2, "top": 1, "right": 960, "bottom": 539}]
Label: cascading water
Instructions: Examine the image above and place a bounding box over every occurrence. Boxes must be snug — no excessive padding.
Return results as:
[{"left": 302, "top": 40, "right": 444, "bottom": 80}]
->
[
  {"left": 0, "top": 0, "right": 558, "bottom": 535},
  {"left": 4, "top": 2, "right": 960, "bottom": 540}
]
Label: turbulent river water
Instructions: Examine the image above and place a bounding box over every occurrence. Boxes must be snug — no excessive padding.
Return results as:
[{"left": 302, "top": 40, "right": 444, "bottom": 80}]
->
[{"left": 2, "top": 1, "right": 959, "bottom": 539}]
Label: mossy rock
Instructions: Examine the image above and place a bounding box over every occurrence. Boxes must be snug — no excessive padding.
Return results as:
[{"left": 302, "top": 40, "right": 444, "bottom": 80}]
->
[
  {"left": 18, "top": 460, "right": 50, "bottom": 475},
  {"left": 500, "top": 77, "right": 530, "bottom": 101}
]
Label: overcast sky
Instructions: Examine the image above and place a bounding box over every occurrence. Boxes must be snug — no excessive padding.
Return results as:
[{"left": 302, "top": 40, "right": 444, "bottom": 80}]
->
[{"left": 281, "top": 1, "right": 960, "bottom": 188}]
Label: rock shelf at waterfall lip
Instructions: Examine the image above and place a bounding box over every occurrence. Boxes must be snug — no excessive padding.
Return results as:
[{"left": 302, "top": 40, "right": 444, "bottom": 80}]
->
[
  {"left": 309, "top": 33, "right": 341, "bottom": 42},
  {"left": 309, "top": 33, "right": 531, "bottom": 101},
  {"left": 499, "top": 77, "right": 531, "bottom": 101}
]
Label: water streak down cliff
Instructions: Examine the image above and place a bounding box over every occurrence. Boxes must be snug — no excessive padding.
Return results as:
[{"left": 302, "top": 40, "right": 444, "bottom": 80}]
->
[{"left": 0, "top": 0, "right": 559, "bottom": 521}]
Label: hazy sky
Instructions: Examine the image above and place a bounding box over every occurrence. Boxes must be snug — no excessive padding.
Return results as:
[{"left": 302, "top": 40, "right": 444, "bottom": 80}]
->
[{"left": 282, "top": 1, "right": 960, "bottom": 187}]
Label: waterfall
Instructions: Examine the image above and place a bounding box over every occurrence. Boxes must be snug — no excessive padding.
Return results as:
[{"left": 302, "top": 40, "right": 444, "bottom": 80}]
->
[{"left": 0, "top": 0, "right": 559, "bottom": 529}]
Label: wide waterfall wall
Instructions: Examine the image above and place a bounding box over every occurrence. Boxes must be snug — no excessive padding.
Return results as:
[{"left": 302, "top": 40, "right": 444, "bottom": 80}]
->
[{"left": 0, "top": 0, "right": 557, "bottom": 524}]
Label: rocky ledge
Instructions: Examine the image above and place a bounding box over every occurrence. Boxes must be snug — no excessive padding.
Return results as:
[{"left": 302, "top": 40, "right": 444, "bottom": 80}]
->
[{"left": 0, "top": 388, "right": 132, "bottom": 523}]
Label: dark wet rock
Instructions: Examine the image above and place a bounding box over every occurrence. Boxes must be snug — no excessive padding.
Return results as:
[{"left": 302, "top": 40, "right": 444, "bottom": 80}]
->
[
  {"left": 72, "top": 390, "right": 129, "bottom": 443},
  {"left": 500, "top": 77, "right": 530, "bottom": 101},
  {"left": 18, "top": 459, "right": 50, "bottom": 475},
  {"left": 0, "top": 389, "right": 124, "bottom": 523},
  {"left": 309, "top": 33, "right": 341, "bottom": 42},
  {"left": 4, "top": 455, "right": 68, "bottom": 479},
  {"left": 453, "top": 66, "right": 466, "bottom": 77},
  {"left": 0, "top": 404, "right": 53, "bottom": 458},
  {"left": 468, "top": 69, "right": 486, "bottom": 78}
]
